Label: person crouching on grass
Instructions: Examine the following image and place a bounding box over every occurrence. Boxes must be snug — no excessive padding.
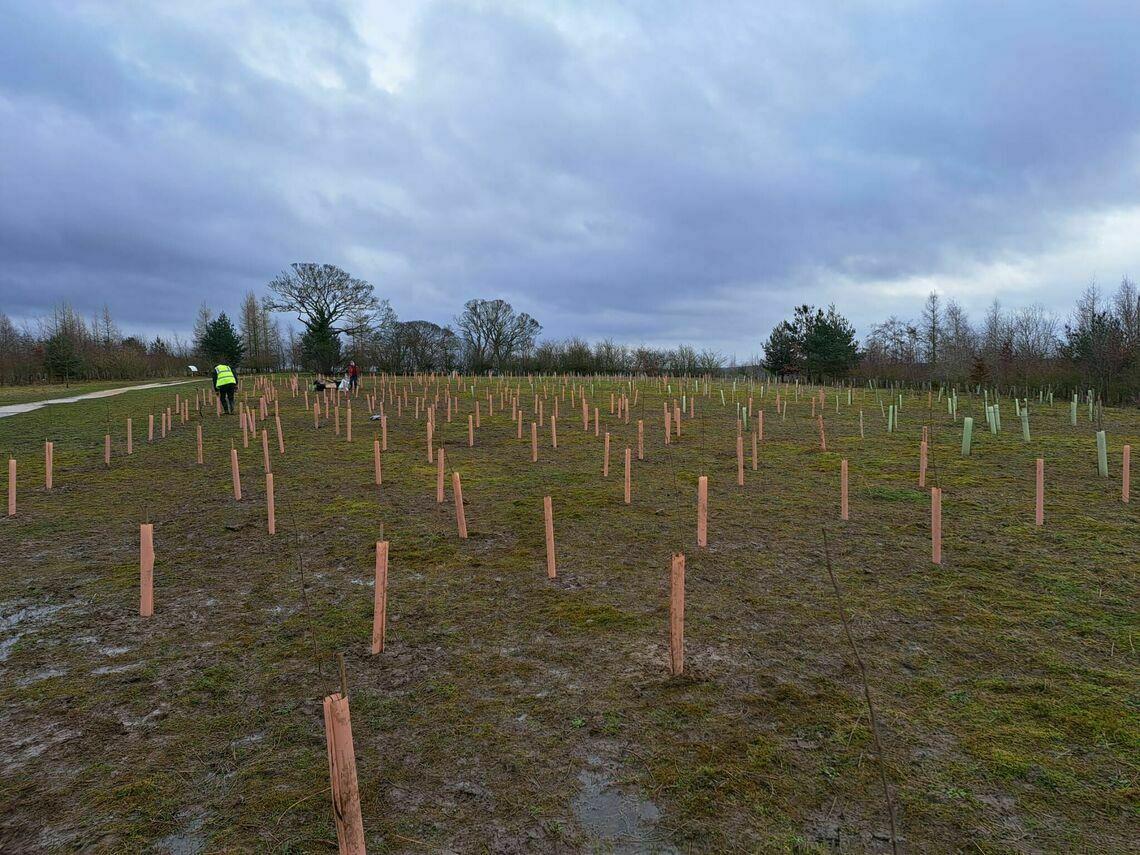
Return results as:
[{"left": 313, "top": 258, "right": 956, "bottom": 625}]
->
[{"left": 212, "top": 362, "right": 238, "bottom": 414}]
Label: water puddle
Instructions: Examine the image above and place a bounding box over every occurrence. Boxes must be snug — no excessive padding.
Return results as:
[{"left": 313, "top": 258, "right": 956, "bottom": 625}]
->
[
  {"left": 0, "top": 602, "right": 68, "bottom": 661},
  {"left": 16, "top": 667, "right": 66, "bottom": 686},
  {"left": 154, "top": 813, "right": 207, "bottom": 854},
  {"left": 572, "top": 756, "right": 675, "bottom": 853}
]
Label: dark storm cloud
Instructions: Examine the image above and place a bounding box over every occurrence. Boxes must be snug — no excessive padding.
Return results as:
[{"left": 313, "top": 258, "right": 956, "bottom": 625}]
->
[{"left": 2, "top": 0, "right": 1139, "bottom": 353}]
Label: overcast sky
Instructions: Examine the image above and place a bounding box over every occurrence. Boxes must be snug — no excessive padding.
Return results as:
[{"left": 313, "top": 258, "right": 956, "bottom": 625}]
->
[{"left": 2, "top": 0, "right": 1139, "bottom": 357}]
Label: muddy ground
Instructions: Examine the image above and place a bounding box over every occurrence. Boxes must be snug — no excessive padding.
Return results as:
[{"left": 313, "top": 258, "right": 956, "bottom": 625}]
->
[{"left": 0, "top": 377, "right": 1136, "bottom": 853}]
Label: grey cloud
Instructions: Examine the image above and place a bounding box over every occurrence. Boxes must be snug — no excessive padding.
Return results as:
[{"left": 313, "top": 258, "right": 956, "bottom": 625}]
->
[{"left": 2, "top": 0, "right": 1139, "bottom": 351}]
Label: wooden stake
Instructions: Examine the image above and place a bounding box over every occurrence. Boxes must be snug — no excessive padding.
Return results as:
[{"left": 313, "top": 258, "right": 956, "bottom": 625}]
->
[
  {"left": 231, "top": 447, "right": 242, "bottom": 500},
  {"left": 670, "top": 552, "right": 685, "bottom": 675},
  {"left": 266, "top": 473, "right": 276, "bottom": 535},
  {"left": 346, "top": 406, "right": 352, "bottom": 443},
  {"left": 697, "top": 475, "right": 708, "bottom": 547},
  {"left": 603, "top": 432, "right": 610, "bottom": 477},
  {"left": 543, "top": 495, "right": 556, "bottom": 579},
  {"left": 127, "top": 418, "right": 133, "bottom": 455},
  {"left": 196, "top": 424, "right": 203, "bottom": 465},
  {"left": 275, "top": 414, "right": 285, "bottom": 454},
  {"left": 919, "top": 439, "right": 928, "bottom": 487},
  {"left": 322, "top": 692, "right": 366, "bottom": 854},
  {"left": 372, "top": 540, "right": 389, "bottom": 654},
  {"left": 436, "top": 447, "right": 446, "bottom": 503},
  {"left": 637, "top": 419, "right": 644, "bottom": 460},
  {"left": 7, "top": 458, "right": 15, "bottom": 516},
  {"left": 931, "top": 487, "right": 942, "bottom": 565},
  {"left": 373, "top": 439, "right": 382, "bottom": 486},
  {"left": 751, "top": 431, "right": 758, "bottom": 471},
  {"left": 1035, "top": 458, "right": 1044, "bottom": 526},
  {"left": 44, "top": 441, "right": 53, "bottom": 490},
  {"left": 104, "top": 433, "right": 111, "bottom": 467},
  {"left": 139, "top": 523, "right": 154, "bottom": 618},
  {"left": 261, "top": 429, "right": 271, "bottom": 474},
  {"left": 468, "top": 414, "right": 474, "bottom": 447},
  {"left": 551, "top": 414, "right": 557, "bottom": 448},
  {"left": 381, "top": 415, "right": 387, "bottom": 451},
  {"left": 453, "top": 471, "right": 468, "bottom": 538},
  {"left": 736, "top": 435, "right": 744, "bottom": 486},
  {"left": 148, "top": 413, "right": 155, "bottom": 442}
]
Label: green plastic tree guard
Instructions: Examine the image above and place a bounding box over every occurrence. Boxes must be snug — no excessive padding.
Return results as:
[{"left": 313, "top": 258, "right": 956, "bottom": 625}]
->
[{"left": 962, "top": 417, "right": 974, "bottom": 456}]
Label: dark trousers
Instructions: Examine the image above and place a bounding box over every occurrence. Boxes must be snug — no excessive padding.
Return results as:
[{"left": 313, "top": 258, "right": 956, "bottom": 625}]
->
[{"left": 218, "top": 383, "right": 237, "bottom": 413}]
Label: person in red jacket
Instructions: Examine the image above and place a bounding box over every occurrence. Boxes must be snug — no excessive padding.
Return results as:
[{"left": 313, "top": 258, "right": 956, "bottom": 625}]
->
[{"left": 347, "top": 361, "right": 359, "bottom": 391}]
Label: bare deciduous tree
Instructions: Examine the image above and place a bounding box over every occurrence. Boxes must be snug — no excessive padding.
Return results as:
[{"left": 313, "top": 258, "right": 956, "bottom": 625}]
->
[
  {"left": 266, "top": 263, "right": 379, "bottom": 336},
  {"left": 456, "top": 298, "right": 541, "bottom": 372}
]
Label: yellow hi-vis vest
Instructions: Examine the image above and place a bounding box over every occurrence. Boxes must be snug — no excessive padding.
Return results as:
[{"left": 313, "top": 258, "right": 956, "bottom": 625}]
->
[{"left": 214, "top": 364, "right": 236, "bottom": 387}]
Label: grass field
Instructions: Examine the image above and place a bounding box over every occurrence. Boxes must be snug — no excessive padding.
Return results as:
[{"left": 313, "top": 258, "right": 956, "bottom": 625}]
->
[{"left": 0, "top": 375, "right": 1136, "bottom": 853}]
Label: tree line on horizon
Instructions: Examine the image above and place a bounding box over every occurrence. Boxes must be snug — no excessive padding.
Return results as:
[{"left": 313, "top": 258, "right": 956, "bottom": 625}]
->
[
  {"left": 749, "top": 282, "right": 1140, "bottom": 404},
  {"left": 2, "top": 263, "right": 1138, "bottom": 402},
  {"left": 853, "top": 280, "right": 1140, "bottom": 403}
]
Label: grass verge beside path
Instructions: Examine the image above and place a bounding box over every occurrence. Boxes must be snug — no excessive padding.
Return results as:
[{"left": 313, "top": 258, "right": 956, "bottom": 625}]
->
[{"left": 0, "top": 378, "right": 189, "bottom": 406}]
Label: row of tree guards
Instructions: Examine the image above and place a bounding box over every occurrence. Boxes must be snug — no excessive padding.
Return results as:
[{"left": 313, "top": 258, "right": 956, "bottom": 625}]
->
[{"left": 5, "top": 371, "right": 1136, "bottom": 852}]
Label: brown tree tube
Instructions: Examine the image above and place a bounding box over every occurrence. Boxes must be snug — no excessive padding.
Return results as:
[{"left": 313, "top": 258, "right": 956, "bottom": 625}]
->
[
  {"left": 139, "top": 523, "right": 154, "bottom": 618},
  {"left": 544, "top": 495, "right": 556, "bottom": 579},
  {"left": 322, "top": 692, "right": 367, "bottom": 853},
  {"left": 453, "top": 471, "right": 468, "bottom": 538},
  {"left": 697, "top": 475, "right": 708, "bottom": 547},
  {"left": 372, "top": 540, "right": 389, "bottom": 654},
  {"left": 670, "top": 552, "right": 685, "bottom": 675}
]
